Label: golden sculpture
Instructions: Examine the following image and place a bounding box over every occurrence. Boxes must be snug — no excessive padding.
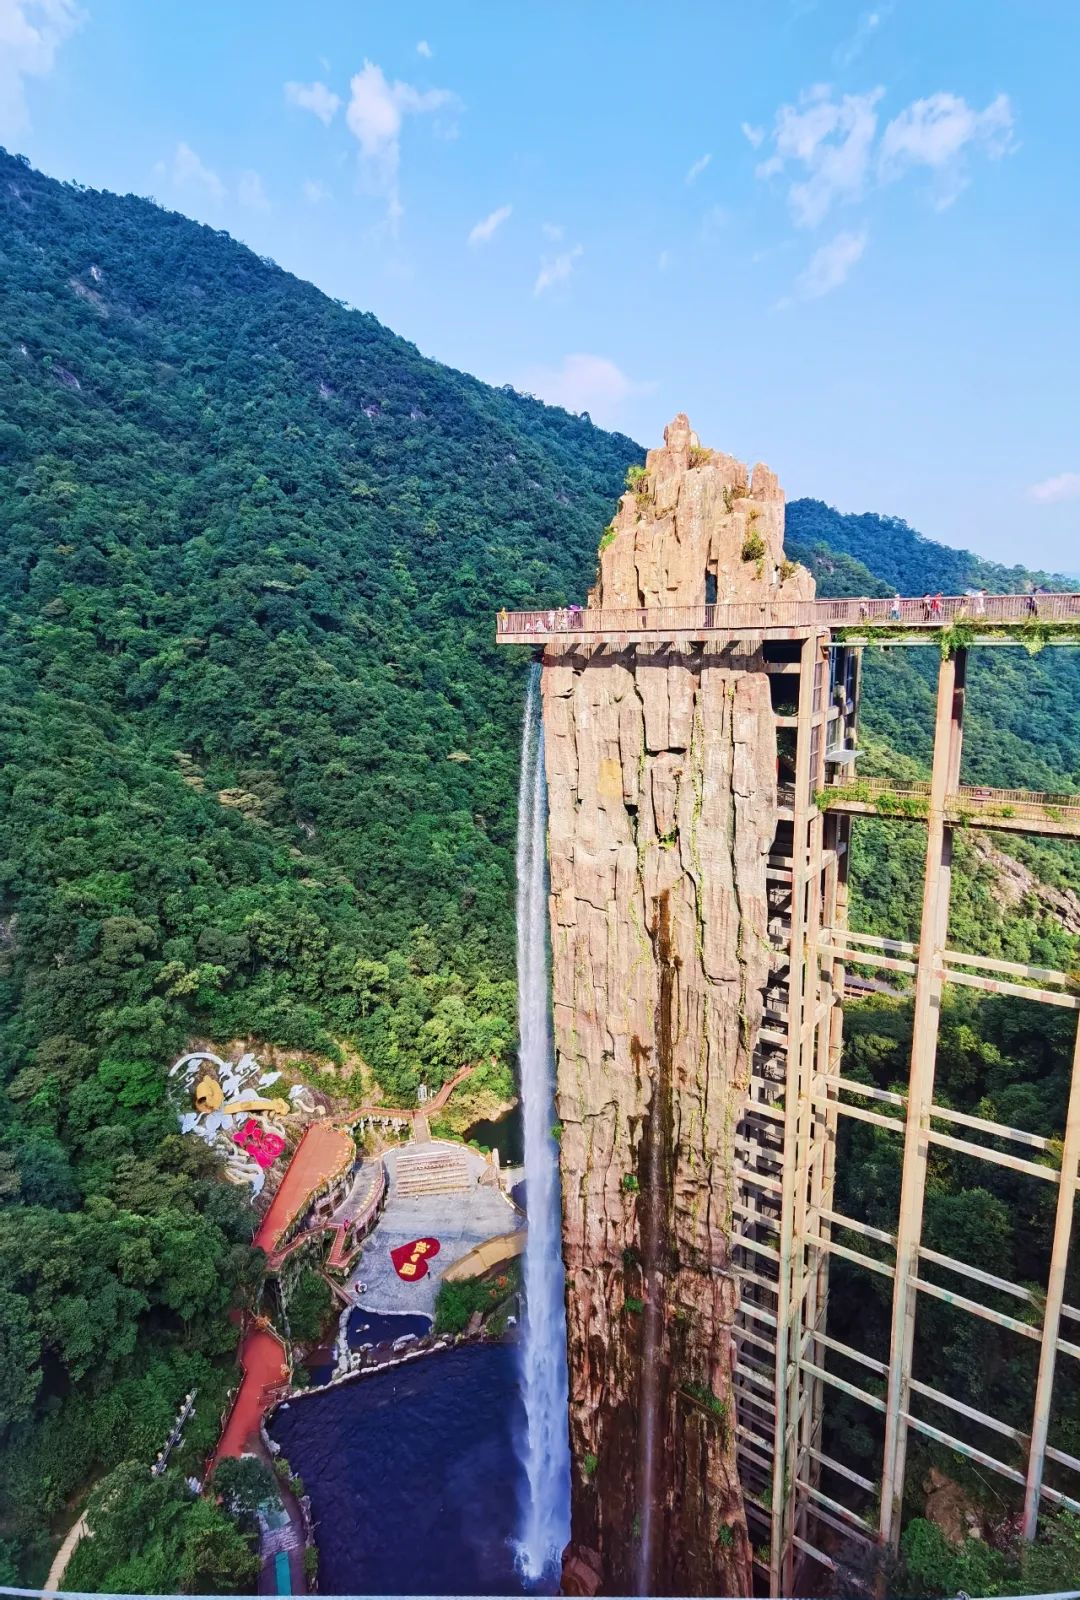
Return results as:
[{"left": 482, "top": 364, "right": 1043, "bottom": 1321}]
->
[{"left": 192, "top": 1075, "right": 289, "bottom": 1118}]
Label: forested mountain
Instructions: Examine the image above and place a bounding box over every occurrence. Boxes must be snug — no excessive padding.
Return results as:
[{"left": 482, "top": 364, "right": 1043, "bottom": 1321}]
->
[
  {"left": 0, "top": 146, "right": 637, "bottom": 1584},
  {"left": 787, "top": 497, "right": 1071, "bottom": 596},
  {"left": 788, "top": 499, "right": 1080, "bottom": 973},
  {"left": 1, "top": 149, "right": 1077, "bottom": 1589}
]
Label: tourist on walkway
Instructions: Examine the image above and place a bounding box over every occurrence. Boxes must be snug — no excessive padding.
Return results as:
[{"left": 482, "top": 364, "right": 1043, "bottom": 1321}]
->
[
  {"left": 929, "top": 593, "right": 943, "bottom": 619},
  {"left": 890, "top": 593, "right": 902, "bottom": 621}
]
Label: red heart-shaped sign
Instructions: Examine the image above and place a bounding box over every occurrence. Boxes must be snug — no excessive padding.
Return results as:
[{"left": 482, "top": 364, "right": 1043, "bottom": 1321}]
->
[{"left": 390, "top": 1237, "right": 441, "bottom": 1281}]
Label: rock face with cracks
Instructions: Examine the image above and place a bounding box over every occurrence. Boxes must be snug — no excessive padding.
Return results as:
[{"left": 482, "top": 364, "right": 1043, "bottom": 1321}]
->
[{"left": 544, "top": 416, "right": 813, "bottom": 1595}]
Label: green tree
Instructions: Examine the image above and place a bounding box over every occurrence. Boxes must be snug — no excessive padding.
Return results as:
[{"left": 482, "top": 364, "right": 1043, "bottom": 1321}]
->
[{"left": 286, "top": 1267, "right": 333, "bottom": 1343}]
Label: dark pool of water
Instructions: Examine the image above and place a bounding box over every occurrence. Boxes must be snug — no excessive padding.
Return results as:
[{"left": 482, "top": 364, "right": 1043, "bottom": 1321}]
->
[
  {"left": 270, "top": 1343, "right": 527, "bottom": 1595},
  {"left": 465, "top": 1102, "right": 524, "bottom": 1166},
  {"left": 347, "top": 1307, "right": 431, "bottom": 1349},
  {"left": 303, "top": 1311, "right": 433, "bottom": 1386}
]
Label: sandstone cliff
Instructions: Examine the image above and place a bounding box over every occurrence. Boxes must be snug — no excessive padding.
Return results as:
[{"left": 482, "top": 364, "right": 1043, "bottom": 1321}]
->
[{"left": 544, "top": 416, "right": 813, "bottom": 1595}]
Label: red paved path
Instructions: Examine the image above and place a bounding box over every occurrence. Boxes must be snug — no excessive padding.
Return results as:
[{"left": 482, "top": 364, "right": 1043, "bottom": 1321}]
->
[
  {"left": 212, "top": 1324, "right": 289, "bottom": 1467},
  {"left": 253, "top": 1123, "right": 355, "bottom": 1256}
]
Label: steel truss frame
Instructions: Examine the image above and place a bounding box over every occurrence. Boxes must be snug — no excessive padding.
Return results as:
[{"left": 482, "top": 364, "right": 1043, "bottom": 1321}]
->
[{"left": 734, "top": 639, "right": 1080, "bottom": 1597}]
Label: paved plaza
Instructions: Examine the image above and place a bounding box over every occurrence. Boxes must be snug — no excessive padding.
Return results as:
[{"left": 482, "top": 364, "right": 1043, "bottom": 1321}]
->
[{"left": 343, "top": 1141, "right": 522, "bottom": 1319}]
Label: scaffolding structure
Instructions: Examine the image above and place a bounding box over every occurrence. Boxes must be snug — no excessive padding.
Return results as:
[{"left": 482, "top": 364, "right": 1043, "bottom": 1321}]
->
[
  {"left": 732, "top": 633, "right": 1080, "bottom": 1597},
  {"left": 495, "top": 600, "right": 1080, "bottom": 1597}
]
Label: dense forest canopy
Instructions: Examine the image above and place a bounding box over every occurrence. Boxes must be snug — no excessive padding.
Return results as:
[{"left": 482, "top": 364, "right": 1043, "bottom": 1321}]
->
[
  {"left": 0, "top": 145, "right": 637, "bottom": 1583},
  {"left": 1, "top": 149, "right": 1078, "bottom": 1590}
]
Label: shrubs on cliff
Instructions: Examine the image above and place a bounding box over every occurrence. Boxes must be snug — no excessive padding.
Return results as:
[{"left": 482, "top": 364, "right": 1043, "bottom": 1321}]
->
[
  {"left": 900, "top": 1511, "right": 1080, "bottom": 1597},
  {"left": 433, "top": 1264, "right": 519, "bottom": 1335}
]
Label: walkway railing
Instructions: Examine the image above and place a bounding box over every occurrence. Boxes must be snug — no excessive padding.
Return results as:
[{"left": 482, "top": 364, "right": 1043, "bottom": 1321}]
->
[
  {"left": 820, "top": 775, "right": 1080, "bottom": 827},
  {"left": 496, "top": 592, "right": 1080, "bottom": 639}
]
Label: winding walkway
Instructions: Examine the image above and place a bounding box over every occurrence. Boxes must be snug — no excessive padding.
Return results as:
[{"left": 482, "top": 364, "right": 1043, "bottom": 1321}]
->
[
  {"left": 44, "top": 1512, "right": 89, "bottom": 1595},
  {"left": 206, "top": 1061, "right": 489, "bottom": 1495},
  {"left": 337, "top": 1061, "right": 477, "bottom": 1130}
]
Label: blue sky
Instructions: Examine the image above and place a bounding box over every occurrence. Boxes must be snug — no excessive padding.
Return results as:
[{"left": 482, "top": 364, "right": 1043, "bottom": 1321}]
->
[{"left": 4, "top": 0, "right": 1079, "bottom": 570}]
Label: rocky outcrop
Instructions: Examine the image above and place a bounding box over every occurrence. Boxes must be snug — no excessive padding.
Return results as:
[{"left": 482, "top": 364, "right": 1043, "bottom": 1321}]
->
[
  {"left": 923, "top": 1467, "right": 986, "bottom": 1545},
  {"left": 543, "top": 417, "right": 812, "bottom": 1595},
  {"left": 589, "top": 412, "right": 814, "bottom": 611},
  {"left": 969, "top": 834, "right": 1080, "bottom": 934}
]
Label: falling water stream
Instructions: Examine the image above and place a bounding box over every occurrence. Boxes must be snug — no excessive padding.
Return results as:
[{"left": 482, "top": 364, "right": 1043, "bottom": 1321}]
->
[{"left": 515, "top": 665, "right": 571, "bottom": 1585}]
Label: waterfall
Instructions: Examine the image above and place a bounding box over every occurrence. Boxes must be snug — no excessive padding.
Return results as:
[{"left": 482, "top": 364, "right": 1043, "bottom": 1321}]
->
[{"left": 515, "top": 665, "right": 571, "bottom": 1585}]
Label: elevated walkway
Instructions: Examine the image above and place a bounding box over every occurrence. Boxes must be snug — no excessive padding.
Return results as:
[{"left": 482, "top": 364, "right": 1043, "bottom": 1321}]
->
[
  {"left": 495, "top": 592, "right": 1080, "bottom": 647},
  {"left": 820, "top": 777, "right": 1080, "bottom": 838}
]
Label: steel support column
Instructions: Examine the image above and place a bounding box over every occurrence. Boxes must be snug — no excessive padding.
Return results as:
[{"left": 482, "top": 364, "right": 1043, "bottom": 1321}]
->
[
  {"left": 771, "top": 632, "right": 819, "bottom": 1595},
  {"left": 1022, "top": 1014, "right": 1080, "bottom": 1534},
  {"left": 879, "top": 648, "right": 967, "bottom": 1544}
]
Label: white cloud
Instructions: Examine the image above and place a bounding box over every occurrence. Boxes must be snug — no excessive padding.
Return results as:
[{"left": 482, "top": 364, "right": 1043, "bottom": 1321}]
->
[
  {"left": 757, "top": 84, "right": 1017, "bottom": 230},
  {"left": 757, "top": 84, "right": 884, "bottom": 227},
  {"left": 155, "top": 142, "right": 226, "bottom": 206},
  {"left": 534, "top": 243, "right": 583, "bottom": 296},
  {"left": 468, "top": 203, "right": 511, "bottom": 247},
  {"left": 541, "top": 221, "right": 564, "bottom": 241},
  {"left": 284, "top": 79, "right": 340, "bottom": 125},
  {"left": 416, "top": 39, "right": 432, "bottom": 58},
  {"left": 515, "top": 353, "right": 653, "bottom": 425},
  {"left": 0, "top": 0, "right": 82, "bottom": 141},
  {"left": 741, "top": 121, "right": 765, "bottom": 148},
  {"left": 878, "top": 91, "right": 1015, "bottom": 208},
  {"left": 237, "top": 170, "right": 270, "bottom": 212},
  {"left": 701, "top": 204, "right": 730, "bottom": 239},
  {"left": 1029, "top": 472, "right": 1080, "bottom": 506},
  {"left": 788, "top": 228, "right": 867, "bottom": 301},
  {"left": 303, "top": 178, "right": 331, "bottom": 204},
  {"left": 658, "top": 249, "right": 673, "bottom": 271},
  {"left": 345, "top": 59, "right": 458, "bottom": 231},
  {"left": 685, "top": 152, "right": 712, "bottom": 185},
  {"left": 835, "top": 6, "right": 890, "bottom": 69}
]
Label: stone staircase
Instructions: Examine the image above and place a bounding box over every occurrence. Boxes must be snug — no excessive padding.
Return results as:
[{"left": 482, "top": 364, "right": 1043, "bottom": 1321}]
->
[
  {"left": 394, "top": 1148, "right": 472, "bottom": 1198},
  {"left": 261, "top": 1523, "right": 300, "bottom": 1557}
]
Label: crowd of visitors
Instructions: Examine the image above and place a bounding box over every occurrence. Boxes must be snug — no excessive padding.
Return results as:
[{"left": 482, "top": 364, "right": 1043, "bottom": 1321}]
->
[{"left": 497, "top": 586, "right": 1079, "bottom": 635}]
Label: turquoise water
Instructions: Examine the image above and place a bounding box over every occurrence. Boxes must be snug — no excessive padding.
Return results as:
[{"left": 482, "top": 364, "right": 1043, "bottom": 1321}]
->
[{"left": 269, "top": 1344, "right": 527, "bottom": 1595}]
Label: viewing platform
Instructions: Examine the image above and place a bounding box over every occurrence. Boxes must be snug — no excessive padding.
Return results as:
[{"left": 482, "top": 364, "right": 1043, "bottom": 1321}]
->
[{"left": 495, "top": 592, "right": 1080, "bottom": 647}]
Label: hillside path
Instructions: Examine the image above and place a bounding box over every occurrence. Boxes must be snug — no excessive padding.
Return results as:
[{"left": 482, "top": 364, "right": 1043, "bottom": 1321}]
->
[{"left": 44, "top": 1511, "right": 89, "bottom": 1594}]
